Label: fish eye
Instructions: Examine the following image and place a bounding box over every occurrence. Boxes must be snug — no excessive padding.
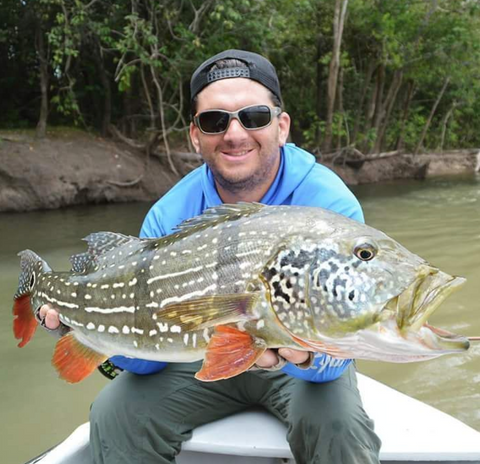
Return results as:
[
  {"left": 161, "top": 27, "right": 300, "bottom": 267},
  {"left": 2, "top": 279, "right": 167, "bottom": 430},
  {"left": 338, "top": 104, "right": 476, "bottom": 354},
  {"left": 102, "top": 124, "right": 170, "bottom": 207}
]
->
[{"left": 354, "top": 243, "right": 377, "bottom": 261}]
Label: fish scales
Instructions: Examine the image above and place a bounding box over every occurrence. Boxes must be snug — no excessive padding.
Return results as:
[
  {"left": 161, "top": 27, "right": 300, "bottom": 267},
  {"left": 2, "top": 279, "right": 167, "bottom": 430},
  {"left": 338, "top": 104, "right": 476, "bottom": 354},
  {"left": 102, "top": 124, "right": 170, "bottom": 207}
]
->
[{"left": 13, "top": 203, "right": 470, "bottom": 383}]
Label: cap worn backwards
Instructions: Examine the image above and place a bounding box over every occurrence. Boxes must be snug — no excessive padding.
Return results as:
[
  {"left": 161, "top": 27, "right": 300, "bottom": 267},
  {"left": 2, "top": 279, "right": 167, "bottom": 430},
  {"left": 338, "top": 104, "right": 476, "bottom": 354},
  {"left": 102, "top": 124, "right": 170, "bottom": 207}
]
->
[{"left": 190, "top": 49, "right": 282, "bottom": 103}]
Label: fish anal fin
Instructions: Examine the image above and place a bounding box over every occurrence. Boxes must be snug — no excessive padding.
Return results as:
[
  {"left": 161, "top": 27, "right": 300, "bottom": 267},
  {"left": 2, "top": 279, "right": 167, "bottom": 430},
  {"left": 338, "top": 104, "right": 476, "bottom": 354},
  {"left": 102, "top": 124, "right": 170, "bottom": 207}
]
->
[
  {"left": 157, "top": 293, "right": 258, "bottom": 331},
  {"left": 13, "top": 295, "right": 37, "bottom": 348},
  {"left": 195, "top": 326, "right": 267, "bottom": 381},
  {"left": 52, "top": 333, "right": 107, "bottom": 383}
]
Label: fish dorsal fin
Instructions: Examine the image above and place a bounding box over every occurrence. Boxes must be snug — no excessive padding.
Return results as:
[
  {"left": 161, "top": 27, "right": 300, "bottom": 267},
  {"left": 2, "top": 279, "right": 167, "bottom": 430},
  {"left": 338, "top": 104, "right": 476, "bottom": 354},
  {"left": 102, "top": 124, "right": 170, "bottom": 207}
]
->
[
  {"left": 70, "top": 232, "right": 139, "bottom": 273},
  {"left": 174, "top": 202, "right": 266, "bottom": 234}
]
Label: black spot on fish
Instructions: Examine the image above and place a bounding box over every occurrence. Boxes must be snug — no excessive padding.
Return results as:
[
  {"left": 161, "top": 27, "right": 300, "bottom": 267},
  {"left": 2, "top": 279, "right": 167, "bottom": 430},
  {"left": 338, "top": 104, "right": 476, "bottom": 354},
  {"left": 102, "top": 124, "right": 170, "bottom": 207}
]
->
[
  {"left": 280, "top": 249, "right": 312, "bottom": 269},
  {"left": 329, "top": 262, "right": 339, "bottom": 273},
  {"left": 348, "top": 291, "right": 355, "bottom": 301},
  {"left": 333, "top": 277, "right": 347, "bottom": 289},
  {"left": 286, "top": 280, "right": 292, "bottom": 289}
]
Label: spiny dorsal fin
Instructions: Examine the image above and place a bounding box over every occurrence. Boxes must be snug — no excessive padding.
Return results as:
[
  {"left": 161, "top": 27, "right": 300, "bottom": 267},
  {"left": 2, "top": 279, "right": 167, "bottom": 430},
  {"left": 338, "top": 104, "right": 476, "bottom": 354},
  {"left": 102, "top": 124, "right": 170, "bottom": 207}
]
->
[
  {"left": 174, "top": 202, "right": 266, "bottom": 234},
  {"left": 70, "top": 232, "right": 140, "bottom": 273}
]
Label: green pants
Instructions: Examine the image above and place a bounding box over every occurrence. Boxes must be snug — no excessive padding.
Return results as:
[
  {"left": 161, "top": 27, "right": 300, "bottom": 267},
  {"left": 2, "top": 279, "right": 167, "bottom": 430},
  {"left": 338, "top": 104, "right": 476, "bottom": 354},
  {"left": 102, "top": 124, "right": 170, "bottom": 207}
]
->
[{"left": 90, "top": 362, "right": 381, "bottom": 464}]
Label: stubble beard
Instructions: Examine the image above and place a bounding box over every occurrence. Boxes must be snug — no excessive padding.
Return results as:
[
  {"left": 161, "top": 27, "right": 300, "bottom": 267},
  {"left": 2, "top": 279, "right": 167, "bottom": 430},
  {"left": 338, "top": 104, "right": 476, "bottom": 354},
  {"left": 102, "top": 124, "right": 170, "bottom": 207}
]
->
[{"left": 209, "top": 147, "right": 280, "bottom": 195}]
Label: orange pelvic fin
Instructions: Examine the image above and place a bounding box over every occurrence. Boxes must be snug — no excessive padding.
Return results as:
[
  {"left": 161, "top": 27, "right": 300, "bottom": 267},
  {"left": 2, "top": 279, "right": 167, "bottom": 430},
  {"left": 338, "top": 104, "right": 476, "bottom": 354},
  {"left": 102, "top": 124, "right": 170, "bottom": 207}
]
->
[
  {"left": 195, "top": 325, "right": 267, "bottom": 382},
  {"left": 13, "top": 295, "right": 37, "bottom": 348},
  {"left": 52, "top": 333, "right": 108, "bottom": 383}
]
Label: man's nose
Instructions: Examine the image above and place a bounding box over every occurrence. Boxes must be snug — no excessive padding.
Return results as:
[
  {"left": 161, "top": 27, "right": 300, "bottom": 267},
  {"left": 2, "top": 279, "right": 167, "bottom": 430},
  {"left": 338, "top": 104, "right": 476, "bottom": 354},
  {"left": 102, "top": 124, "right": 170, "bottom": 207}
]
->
[{"left": 223, "top": 117, "right": 249, "bottom": 142}]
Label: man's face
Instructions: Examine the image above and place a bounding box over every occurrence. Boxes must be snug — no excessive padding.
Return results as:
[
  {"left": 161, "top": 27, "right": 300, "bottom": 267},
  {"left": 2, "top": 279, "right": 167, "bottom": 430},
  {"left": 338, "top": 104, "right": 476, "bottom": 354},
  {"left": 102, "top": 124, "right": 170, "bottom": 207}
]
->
[{"left": 190, "top": 78, "right": 290, "bottom": 200}]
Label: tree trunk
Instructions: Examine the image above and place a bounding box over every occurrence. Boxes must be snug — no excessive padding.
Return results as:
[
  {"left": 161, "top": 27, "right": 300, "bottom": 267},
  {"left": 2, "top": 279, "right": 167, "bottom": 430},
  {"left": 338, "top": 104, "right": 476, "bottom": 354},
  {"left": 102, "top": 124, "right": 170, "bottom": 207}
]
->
[
  {"left": 92, "top": 45, "right": 112, "bottom": 137},
  {"left": 372, "top": 70, "right": 403, "bottom": 153},
  {"left": 336, "top": 66, "right": 346, "bottom": 149},
  {"left": 322, "top": 0, "right": 349, "bottom": 153},
  {"left": 35, "top": 21, "right": 49, "bottom": 139},
  {"left": 315, "top": 32, "right": 327, "bottom": 146},
  {"left": 351, "top": 61, "right": 376, "bottom": 144},
  {"left": 395, "top": 80, "right": 416, "bottom": 150},
  {"left": 414, "top": 76, "right": 450, "bottom": 155},
  {"left": 362, "top": 63, "right": 385, "bottom": 152},
  {"left": 438, "top": 102, "right": 456, "bottom": 152}
]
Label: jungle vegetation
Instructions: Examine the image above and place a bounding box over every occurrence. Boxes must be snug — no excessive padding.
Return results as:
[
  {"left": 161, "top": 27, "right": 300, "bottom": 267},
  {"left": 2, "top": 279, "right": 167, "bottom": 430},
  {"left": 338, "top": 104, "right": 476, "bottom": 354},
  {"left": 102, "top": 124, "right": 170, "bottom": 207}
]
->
[{"left": 2, "top": 0, "right": 480, "bottom": 164}]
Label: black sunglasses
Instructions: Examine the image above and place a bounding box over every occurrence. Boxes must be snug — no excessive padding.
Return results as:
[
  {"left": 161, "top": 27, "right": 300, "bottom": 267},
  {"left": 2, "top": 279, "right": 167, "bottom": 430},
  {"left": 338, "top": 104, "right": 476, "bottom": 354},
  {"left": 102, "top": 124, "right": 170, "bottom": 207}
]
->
[{"left": 194, "top": 104, "right": 282, "bottom": 135}]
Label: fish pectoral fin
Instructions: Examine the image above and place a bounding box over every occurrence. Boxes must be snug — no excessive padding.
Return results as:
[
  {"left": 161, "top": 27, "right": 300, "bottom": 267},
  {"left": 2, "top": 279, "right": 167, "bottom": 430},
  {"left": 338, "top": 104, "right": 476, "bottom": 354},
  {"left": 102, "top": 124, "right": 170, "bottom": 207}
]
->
[
  {"left": 157, "top": 293, "right": 259, "bottom": 331},
  {"left": 52, "top": 333, "right": 108, "bottom": 383},
  {"left": 195, "top": 325, "right": 267, "bottom": 382},
  {"left": 13, "top": 294, "right": 37, "bottom": 348}
]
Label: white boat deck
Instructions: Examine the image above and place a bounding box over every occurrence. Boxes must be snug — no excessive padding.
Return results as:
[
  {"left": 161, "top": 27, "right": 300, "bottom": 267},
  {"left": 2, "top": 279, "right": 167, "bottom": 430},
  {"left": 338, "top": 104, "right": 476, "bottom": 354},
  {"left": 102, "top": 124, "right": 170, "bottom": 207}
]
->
[{"left": 28, "top": 374, "right": 480, "bottom": 464}]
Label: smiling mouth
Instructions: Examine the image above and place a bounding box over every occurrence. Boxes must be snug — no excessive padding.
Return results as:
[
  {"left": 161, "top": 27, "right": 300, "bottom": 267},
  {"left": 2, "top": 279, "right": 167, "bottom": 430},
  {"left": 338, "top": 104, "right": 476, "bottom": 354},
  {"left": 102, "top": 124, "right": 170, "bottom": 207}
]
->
[{"left": 220, "top": 148, "right": 255, "bottom": 158}]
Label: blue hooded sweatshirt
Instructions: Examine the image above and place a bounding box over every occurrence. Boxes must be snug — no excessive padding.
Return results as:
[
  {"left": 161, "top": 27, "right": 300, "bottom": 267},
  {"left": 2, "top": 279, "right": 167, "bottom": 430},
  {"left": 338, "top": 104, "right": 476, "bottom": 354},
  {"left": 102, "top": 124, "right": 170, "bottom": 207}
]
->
[{"left": 110, "top": 143, "right": 364, "bottom": 382}]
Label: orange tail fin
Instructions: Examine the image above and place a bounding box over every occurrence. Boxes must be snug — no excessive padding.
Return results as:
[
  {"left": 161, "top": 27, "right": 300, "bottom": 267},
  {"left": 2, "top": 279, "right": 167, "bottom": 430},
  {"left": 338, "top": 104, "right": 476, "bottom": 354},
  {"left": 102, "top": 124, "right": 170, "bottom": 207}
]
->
[
  {"left": 52, "top": 333, "right": 108, "bottom": 383},
  {"left": 13, "top": 295, "right": 37, "bottom": 348}
]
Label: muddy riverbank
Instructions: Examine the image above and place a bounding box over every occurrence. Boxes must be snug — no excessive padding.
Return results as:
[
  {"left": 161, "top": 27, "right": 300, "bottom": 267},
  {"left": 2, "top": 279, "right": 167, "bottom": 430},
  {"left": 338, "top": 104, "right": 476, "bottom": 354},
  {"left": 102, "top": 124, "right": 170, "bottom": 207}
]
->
[{"left": 0, "top": 129, "right": 478, "bottom": 212}]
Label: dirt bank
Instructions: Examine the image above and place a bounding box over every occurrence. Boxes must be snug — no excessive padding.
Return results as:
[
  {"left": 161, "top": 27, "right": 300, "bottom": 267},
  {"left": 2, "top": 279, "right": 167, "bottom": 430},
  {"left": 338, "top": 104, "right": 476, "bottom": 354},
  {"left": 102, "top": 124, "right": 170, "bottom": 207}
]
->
[
  {"left": 0, "top": 129, "right": 184, "bottom": 213},
  {"left": 0, "top": 129, "right": 478, "bottom": 213}
]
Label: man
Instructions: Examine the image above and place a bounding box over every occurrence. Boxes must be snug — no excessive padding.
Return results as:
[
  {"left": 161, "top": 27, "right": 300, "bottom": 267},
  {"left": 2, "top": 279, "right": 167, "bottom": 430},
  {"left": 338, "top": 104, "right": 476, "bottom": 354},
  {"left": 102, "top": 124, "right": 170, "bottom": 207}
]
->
[{"left": 40, "top": 49, "right": 381, "bottom": 463}]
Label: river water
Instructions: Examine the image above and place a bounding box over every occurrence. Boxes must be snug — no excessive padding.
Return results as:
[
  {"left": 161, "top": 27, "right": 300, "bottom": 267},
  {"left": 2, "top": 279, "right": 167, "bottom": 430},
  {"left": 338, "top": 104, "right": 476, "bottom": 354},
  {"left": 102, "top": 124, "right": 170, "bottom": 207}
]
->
[{"left": 1, "top": 176, "right": 479, "bottom": 463}]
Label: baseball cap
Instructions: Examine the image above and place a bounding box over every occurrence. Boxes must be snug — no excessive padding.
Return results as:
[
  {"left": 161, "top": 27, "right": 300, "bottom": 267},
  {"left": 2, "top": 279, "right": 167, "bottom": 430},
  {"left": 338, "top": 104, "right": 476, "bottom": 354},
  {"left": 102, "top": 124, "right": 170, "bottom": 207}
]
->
[{"left": 190, "top": 49, "right": 282, "bottom": 103}]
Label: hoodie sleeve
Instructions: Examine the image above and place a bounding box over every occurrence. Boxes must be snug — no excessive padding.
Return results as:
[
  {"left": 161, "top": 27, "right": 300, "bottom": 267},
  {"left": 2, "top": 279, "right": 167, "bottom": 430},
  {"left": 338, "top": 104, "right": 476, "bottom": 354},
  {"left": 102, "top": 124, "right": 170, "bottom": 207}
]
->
[{"left": 281, "top": 355, "right": 352, "bottom": 383}]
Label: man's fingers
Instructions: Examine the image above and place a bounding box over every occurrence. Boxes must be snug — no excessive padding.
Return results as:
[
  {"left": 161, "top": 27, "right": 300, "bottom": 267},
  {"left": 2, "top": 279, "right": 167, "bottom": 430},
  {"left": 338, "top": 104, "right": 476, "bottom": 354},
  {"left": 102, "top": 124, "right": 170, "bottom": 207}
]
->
[
  {"left": 255, "top": 349, "right": 279, "bottom": 368},
  {"left": 39, "top": 304, "right": 51, "bottom": 319},
  {"left": 45, "top": 309, "right": 60, "bottom": 329},
  {"left": 39, "top": 304, "right": 61, "bottom": 330},
  {"left": 278, "top": 348, "right": 310, "bottom": 364}
]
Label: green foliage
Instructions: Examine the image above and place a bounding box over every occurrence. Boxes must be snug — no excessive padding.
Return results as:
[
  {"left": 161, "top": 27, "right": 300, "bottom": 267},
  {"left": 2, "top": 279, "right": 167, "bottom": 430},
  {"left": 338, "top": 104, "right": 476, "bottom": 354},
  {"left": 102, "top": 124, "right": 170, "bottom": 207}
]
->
[{"left": 2, "top": 0, "right": 480, "bottom": 152}]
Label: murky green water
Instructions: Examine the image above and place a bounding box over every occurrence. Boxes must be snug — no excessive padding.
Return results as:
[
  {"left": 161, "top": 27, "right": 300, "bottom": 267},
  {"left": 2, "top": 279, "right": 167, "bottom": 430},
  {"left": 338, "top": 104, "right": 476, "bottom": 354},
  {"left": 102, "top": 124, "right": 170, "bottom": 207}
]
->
[{"left": 1, "top": 176, "right": 479, "bottom": 463}]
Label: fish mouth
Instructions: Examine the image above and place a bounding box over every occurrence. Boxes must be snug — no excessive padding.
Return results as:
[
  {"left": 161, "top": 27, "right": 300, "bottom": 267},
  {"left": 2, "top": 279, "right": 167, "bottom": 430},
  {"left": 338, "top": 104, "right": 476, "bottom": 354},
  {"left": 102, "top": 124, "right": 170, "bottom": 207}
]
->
[{"left": 378, "top": 268, "right": 470, "bottom": 353}]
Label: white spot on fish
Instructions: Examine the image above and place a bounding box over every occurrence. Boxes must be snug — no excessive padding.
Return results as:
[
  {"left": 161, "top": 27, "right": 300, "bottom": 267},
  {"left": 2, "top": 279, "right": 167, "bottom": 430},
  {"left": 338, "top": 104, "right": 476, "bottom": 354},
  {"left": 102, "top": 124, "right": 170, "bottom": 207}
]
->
[
  {"left": 170, "top": 325, "right": 181, "bottom": 333},
  {"left": 157, "top": 322, "right": 169, "bottom": 333},
  {"left": 108, "top": 326, "right": 119, "bottom": 334},
  {"left": 183, "top": 333, "right": 189, "bottom": 345},
  {"left": 128, "top": 278, "right": 137, "bottom": 286},
  {"left": 87, "top": 322, "right": 95, "bottom": 330},
  {"left": 101, "top": 284, "right": 109, "bottom": 290},
  {"left": 85, "top": 306, "right": 135, "bottom": 314},
  {"left": 113, "top": 283, "right": 125, "bottom": 288},
  {"left": 149, "top": 330, "right": 158, "bottom": 336},
  {"left": 146, "top": 302, "right": 159, "bottom": 308},
  {"left": 192, "top": 333, "right": 197, "bottom": 348},
  {"left": 85, "top": 294, "right": 92, "bottom": 300},
  {"left": 256, "top": 320, "right": 265, "bottom": 330},
  {"left": 122, "top": 325, "right": 130, "bottom": 334},
  {"left": 203, "top": 328, "right": 210, "bottom": 343},
  {"left": 167, "top": 338, "right": 173, "bottom": 343},
  {"left": 133, "top": 340, "right": 138, "bottom": 348},
  {"left": 71, "top": 292, "right": 77, "bottom": 298},
  {"left": 98, "top": 325, "right": 105, "bottom": 333},
  {"left": 131, "top": 327, "right": 144, "bottom": 335}
]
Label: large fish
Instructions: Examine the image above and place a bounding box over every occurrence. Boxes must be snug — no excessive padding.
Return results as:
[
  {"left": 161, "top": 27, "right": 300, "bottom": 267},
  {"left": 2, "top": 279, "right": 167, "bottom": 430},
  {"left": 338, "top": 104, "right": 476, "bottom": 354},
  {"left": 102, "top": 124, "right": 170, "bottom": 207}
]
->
[{"left": 13, "top": 203, "right": 470, "bottom": 383}]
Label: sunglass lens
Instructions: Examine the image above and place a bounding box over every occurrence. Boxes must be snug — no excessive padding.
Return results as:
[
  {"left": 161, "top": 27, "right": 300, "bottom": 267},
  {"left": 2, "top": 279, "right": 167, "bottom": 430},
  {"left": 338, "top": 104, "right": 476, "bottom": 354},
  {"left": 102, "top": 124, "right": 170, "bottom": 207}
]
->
[
  {"left": 239, "top": 105, "right": 271, "bottom": 129},
  {"left": 198, "top": 111, "right": 230, "bottom": 133}
]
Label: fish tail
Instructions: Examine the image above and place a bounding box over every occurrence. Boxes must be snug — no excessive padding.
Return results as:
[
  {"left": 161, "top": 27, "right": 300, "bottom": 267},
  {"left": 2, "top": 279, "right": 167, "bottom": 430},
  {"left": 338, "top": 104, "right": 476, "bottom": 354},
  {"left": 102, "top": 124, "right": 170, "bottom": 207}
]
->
[{"left": 13, "top": 250, "right": 50, "bottom": 347}]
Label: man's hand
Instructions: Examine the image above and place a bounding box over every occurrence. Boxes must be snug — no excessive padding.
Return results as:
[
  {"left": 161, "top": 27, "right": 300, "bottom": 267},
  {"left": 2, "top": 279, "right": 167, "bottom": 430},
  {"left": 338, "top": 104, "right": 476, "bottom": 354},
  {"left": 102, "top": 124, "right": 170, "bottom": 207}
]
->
[
  {"left": 39, "top": 304, "right": 60, "bottom": 330},
  {"left": 255, "top": 348, "right": 310, "bottom": 368}
]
